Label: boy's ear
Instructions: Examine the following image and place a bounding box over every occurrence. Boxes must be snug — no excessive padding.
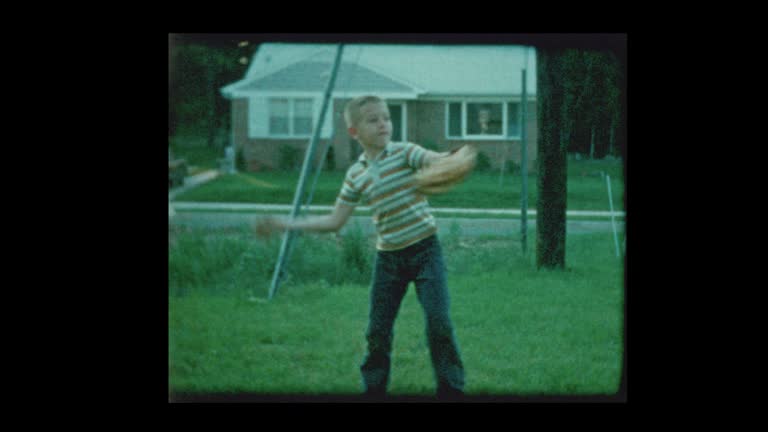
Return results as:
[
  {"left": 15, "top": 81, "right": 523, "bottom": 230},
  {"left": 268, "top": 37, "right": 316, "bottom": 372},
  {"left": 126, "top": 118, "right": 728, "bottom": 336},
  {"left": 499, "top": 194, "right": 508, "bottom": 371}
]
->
[{"left": 347, "top": 127, "right": 358, "bottom": 139}]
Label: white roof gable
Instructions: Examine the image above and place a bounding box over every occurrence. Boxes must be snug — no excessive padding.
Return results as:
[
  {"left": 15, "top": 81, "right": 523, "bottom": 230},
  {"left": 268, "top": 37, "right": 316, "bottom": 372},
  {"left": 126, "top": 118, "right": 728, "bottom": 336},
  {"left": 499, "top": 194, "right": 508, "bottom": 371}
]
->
[{"left": 222, "top": 43, "right": 536, "bottom": 98}]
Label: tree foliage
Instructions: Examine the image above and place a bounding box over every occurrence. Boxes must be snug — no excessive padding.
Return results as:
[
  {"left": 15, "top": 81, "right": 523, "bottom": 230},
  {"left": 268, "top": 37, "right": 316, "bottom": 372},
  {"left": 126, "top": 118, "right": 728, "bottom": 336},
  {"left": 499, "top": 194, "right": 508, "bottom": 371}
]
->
[
  {"left": 169, "top": 35, "right": 255, "bottom": 146},
  {"left": 558, "top": 49, "right": 623, "bottom": 158}
]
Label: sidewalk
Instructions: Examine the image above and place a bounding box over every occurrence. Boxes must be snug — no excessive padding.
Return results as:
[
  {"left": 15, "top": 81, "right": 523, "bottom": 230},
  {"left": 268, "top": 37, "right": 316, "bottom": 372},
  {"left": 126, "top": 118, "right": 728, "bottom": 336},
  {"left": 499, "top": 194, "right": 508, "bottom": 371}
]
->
[
  {"left": 171, "top": 201, "right": 625, "bottom": 218},
  {"left": 168, "top": 170, "right": 220, "bottom": 201}
]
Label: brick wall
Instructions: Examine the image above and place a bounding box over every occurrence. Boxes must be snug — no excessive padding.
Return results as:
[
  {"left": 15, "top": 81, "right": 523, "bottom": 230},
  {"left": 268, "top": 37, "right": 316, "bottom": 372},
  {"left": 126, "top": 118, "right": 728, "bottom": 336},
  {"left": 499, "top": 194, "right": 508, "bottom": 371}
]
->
[
  {"left": 408, "top": 100, "right": 538, "bottom": 172},
  {"left": 234, "top": 98, "right": 537, "bottom": 173}
]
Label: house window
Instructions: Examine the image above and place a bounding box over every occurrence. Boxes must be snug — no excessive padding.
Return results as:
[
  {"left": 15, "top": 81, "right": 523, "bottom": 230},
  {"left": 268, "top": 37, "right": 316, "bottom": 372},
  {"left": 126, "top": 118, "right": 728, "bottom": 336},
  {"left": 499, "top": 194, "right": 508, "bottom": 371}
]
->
[
  {"left": 388, "top": 103, "right": 404, "bottom": 142},
  {"left": 269, "top": 99, "right": 290, "bottom": 135},
  {"left": 467, "top": 103, "right": 503, "bottom": 135},
  {"left": 506, "top": 102, "right": 520, "bottom": 137},
  {"left": 446, "top": 101, "right": 522, "bottom": 139},
  {"left": 268, "top": 98, "right": 314, "bottom": 136},
  {"left": 294, "top": 99, "right": 313, "bottom": 135},
  {"left": 448, "top": 103, "right": 462, "bottom": 137}
]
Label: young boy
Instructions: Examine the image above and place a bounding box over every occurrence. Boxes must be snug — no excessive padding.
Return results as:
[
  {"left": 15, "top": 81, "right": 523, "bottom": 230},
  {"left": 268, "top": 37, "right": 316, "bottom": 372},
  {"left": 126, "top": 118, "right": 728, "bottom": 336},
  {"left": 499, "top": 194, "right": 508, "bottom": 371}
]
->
[{"left": 256, "top": 95, "right": 465, "bottom": 399}]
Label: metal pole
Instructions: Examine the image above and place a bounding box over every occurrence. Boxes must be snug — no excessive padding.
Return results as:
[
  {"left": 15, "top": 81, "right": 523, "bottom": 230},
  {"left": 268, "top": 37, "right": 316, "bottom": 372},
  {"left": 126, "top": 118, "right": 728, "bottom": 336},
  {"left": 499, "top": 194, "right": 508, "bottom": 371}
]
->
[
  {"left": 520, "top": 51, "right": 528, "bottom": 255},
  {"left": 268, "top": 44, "right": 345, "bottom": 300},
  {"left": 606, "top": 174, "right": 620, "bottom": 258}
]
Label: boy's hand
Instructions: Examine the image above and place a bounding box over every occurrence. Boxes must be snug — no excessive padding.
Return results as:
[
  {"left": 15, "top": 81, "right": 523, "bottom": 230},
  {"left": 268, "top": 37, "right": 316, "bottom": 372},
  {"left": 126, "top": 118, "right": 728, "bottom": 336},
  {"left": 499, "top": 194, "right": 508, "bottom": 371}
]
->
[{"left": 254, "top": 217, "right": 284, "bottom": 240}]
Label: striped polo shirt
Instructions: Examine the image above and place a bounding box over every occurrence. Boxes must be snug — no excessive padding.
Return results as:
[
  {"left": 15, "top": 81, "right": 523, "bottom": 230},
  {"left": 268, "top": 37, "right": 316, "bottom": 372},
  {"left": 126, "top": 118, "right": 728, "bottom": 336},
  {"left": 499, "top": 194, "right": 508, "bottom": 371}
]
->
[{"left": 336, "top": 142, "right": 437, "bottom": 251}]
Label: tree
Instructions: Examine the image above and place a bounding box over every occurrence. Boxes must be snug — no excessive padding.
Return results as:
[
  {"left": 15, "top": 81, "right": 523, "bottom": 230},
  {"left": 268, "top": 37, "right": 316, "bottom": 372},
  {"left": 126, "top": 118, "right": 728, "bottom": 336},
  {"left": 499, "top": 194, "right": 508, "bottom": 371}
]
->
[
  {"left": 603, "top": 51, "right": 622, "bottom": 157},
  {"left": 169, "top": 35, "right": 254, "bottom": 147},
  {"left": 559, "top": 49, "right": 587, "bottom": 157},
  {"left": 536, "top": 49, "right": 569, "bottom": 269},
  {"left": 557, "top": 49, "right": 622, "bottom": 159}
]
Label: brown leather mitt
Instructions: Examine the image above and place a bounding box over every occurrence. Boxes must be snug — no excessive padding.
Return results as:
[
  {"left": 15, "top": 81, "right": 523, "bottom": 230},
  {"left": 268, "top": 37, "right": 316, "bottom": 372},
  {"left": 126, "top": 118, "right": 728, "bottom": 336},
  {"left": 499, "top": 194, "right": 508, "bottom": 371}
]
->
[{"left": 414, "top": 144, "right": 478, "bottom": 195}]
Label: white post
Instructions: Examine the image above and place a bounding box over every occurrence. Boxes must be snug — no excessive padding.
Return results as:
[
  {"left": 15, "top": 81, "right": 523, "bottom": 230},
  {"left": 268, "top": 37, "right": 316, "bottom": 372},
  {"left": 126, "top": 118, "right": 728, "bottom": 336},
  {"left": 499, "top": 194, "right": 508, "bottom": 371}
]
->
[{"left": 606, "top": 174, "right": 620, "bottom": 258}]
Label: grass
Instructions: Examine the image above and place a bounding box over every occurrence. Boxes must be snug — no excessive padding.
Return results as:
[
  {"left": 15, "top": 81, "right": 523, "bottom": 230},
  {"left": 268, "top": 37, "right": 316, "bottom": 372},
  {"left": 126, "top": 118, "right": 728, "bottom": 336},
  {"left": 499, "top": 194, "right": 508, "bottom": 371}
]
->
[
  {"left": 168, "top": 228, "right": 624, "bottom": 398},
  {"left": 168, "top": 133, "right": 624, "bottom": 211},
  {"left": 169, "top": 135, "right": 225, "bottom": 175},
  {"left": 172, "top": 166, "right": 624, "bottom": 212}
]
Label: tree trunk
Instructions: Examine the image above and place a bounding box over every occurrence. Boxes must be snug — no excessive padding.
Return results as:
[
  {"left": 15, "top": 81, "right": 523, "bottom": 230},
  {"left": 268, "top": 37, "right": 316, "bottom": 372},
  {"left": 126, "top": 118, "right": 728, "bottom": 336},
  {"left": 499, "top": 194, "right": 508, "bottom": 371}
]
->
[
  {"left": 536, "top": 49, "right": 568, "bottom": 270},
  {"left": 589, "top": 125, "right": 596, "bottom": 159}
]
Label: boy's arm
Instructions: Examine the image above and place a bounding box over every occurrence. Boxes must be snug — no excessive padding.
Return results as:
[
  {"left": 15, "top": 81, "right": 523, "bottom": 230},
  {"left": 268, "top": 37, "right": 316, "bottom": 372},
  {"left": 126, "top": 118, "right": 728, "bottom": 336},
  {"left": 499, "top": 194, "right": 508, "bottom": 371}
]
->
[
  {"left": 422, "top": 149, "right": 451, "bottom": 167},
  {"left": 419, "top": 144, "right": 464, "bottom": 167},
  {"left": 255, "top": 202, "right": 355, "bottom": 238}
]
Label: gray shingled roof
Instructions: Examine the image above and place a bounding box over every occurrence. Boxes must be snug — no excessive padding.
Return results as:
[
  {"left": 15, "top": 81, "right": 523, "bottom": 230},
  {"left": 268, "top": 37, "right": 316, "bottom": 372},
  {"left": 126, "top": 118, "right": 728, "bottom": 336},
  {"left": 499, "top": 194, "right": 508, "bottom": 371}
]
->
[
  {"left": 221, "top": 43, "right": 536, "bottom": 98},
  {"left": 237, "top": 61, "right": 414, "bottom": 93}
]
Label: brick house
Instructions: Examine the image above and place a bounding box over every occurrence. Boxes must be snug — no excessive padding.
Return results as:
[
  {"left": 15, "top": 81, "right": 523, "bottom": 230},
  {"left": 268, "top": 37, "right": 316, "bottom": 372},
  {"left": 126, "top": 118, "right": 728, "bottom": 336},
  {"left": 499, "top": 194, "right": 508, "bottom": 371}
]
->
[{"left": 220, "top": 43, "right": 537, "bottom": 172}]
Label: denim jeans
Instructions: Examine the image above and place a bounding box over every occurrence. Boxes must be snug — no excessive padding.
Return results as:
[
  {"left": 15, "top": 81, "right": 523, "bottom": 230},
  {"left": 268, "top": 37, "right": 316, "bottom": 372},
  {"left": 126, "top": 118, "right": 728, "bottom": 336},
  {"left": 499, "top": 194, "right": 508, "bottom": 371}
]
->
[{"left": 360, "top": 235, "right": 465, "bottom": 397}]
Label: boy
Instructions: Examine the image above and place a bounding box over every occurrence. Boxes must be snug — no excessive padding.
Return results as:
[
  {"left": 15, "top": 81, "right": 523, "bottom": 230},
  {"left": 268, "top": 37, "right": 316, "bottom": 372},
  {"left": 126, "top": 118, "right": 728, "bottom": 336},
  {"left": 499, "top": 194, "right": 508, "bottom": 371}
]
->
[{"left": 256, "top": 95, "right": 465, "bottom": 399}]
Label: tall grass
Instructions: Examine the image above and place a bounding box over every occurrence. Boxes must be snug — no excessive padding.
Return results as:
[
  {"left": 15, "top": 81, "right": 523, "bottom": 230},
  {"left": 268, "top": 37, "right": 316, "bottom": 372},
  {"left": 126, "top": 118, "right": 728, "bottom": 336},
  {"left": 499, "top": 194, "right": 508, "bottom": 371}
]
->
[
  {"left": 169, "top": 227, "right": 624, "bottom": 397},
  {"left": 169, "top": 222, "right": 375, "bottom": 299}
]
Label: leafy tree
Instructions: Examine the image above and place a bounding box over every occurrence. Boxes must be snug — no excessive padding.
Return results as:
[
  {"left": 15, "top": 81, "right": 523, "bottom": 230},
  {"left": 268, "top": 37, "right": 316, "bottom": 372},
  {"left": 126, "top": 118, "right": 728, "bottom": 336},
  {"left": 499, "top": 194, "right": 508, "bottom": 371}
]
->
[
  {"left": 558, "top": 48, "right": 622, "bottom": 159},
  {"left": 560, "top": 49, "right": 588, "bottom": 156},
  {"left": 169, "top": 35, "right": 255, "bottom": 148}
]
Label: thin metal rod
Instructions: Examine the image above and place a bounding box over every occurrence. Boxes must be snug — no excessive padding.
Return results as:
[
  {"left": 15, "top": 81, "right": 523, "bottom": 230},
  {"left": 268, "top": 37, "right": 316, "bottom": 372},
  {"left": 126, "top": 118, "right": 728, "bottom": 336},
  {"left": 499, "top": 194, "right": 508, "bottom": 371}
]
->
[
  {"left": 268, "top": 44, "right": 345, "bottom": 300},
  {"left": 606, "top": 174, "right": 620, "bottom": 258},
  {"left": 520, "top": 51, "right": 529, "bottom": 255}
]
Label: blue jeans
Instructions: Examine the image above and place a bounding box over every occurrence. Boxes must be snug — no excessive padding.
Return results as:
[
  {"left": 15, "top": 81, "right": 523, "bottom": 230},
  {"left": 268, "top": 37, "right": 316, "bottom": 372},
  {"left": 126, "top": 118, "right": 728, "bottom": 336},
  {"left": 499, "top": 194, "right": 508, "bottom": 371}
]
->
[{"left": 360, "top": 235, "right": 465, "bottom": 397}]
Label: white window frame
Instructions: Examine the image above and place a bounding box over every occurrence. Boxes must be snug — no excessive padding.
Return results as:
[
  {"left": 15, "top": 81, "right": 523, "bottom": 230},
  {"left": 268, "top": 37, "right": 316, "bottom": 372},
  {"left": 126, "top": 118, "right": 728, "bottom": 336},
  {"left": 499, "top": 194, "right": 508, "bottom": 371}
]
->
[
  {"left": 387, "top": 101, "right": 407, "bottom": 144},
  {"left": 268, "top": 97, "right": 315, "bottom": 138},
  {"left": 445, "top": 100, "right": 522, "bottom": 140}
]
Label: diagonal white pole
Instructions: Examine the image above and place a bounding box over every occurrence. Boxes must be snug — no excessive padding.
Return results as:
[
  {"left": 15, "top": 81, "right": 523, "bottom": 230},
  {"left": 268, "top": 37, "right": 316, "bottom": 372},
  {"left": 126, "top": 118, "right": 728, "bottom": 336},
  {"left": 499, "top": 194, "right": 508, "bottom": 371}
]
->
[
  {"left": 606, "top": 174, "right": 621, "bottom": 258},
  {"left": 268, "top": 44, "right": 345, "bottom": 300}
]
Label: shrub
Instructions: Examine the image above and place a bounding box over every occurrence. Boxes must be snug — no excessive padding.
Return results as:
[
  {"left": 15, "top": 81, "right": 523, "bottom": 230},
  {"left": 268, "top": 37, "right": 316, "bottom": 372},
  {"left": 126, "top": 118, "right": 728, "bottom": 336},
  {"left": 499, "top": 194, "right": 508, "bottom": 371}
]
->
[
  {"left": 421, "top": 139, "right": 440, "bottom": 152},
  {"left": 279, "top": 146, "right": 302, "bottom": 171},
  {"left": 325, "top": 146, "right": 336, "bottom": 171},
  {"left": 235, "top": 146, "right": 247, "bottom": 172},
  {"left": 476, "top": 151, "right": 492, "bottom": 171}
]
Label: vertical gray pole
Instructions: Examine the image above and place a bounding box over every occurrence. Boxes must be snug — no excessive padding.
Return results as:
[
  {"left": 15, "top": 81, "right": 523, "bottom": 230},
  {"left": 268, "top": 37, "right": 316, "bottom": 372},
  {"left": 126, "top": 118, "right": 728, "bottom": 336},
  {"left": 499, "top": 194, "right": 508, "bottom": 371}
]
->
[
  {"left": 606, "top": 174, "right": 620, "bottom": 258},
  {"left": 268, "top": 44, "right": 345, "bottom": 300},
  {"left": 520, "top": 60, "right": 528, "bottom": 255}
]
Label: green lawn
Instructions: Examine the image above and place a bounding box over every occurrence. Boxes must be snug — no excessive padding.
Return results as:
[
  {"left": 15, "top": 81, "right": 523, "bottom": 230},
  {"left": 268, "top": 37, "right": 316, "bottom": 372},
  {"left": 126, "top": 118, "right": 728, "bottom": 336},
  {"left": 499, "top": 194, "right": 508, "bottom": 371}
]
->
[
  {"left": 168, "top": 229, "right": 624, "bottom": 398},
  {"left": 172, "top": 159, "right": 624, "bottom": 212},
  {"left": 169, "top": 136, "right": 224, "bottom": 175}
]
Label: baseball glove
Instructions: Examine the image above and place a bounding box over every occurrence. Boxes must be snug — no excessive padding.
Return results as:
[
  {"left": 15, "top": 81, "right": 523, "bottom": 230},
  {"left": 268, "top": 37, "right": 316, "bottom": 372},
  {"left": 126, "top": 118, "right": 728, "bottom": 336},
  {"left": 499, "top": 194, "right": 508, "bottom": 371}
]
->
[{"left": 414, "top": 144, "right": 478, "bottom": 195}]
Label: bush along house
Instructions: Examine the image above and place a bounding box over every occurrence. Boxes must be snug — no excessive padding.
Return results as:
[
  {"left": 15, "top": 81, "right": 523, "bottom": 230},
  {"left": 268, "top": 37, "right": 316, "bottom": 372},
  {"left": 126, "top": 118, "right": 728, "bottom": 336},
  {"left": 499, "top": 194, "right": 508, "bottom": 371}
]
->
[{"left": 220, "top": 43, "right": 537, "bottom": 173}]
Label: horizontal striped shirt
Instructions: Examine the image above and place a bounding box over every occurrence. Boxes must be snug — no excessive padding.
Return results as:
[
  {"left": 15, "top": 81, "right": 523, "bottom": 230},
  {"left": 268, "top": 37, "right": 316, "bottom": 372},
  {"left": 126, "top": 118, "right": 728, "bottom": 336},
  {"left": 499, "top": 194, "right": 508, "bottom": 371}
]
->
[{"left": 336, "top": 142, "right": 437, "bottom": 251}]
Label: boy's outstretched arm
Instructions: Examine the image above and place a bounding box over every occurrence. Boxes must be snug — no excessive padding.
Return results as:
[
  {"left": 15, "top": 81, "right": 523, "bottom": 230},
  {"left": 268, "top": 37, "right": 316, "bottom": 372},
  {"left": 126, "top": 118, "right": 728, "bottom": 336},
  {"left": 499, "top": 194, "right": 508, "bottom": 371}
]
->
[{"left": 255, "top": 202, "right": 355, "bottom": 239}]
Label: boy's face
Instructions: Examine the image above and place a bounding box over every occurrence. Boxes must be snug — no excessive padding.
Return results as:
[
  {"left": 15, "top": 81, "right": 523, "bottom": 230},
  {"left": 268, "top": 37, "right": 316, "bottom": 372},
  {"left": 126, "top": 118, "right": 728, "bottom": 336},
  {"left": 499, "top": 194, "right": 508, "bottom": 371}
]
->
[{"left": 348, "top": 101, "right": 391, "bottom": 151}]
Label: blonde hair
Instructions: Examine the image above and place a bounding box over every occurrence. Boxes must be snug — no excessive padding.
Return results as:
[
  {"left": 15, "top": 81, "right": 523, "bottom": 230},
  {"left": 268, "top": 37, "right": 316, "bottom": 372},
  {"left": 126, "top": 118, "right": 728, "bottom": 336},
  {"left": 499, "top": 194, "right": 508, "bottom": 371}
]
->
[{"left": 344, "top": 95, "right": 386, "bottom": 127}]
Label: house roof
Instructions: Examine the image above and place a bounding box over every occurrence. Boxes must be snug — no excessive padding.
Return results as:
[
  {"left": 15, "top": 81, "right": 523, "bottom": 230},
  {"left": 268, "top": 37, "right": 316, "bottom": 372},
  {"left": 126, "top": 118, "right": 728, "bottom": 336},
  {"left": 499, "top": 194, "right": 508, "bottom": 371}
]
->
[
  {"left": 235, "top": 61, "right": 416, "bottom": 94},
  {"left": 221, "top": 43, "right": 536, "bottom": 99}
]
